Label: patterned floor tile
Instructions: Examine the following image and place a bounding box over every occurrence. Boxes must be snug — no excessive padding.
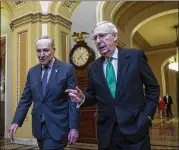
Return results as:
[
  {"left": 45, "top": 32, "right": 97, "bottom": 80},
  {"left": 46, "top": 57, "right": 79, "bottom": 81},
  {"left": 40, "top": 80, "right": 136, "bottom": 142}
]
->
[{"left": 0, "top": 116, "right": 178, "bottom": 150}]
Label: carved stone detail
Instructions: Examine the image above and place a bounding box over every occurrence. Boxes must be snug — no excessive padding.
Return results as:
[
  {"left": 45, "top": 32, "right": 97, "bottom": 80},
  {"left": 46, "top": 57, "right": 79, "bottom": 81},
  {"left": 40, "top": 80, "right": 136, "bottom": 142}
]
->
[
  {"left": 17, "top": 34, "right": 20, "bottom": 103},
  {"left": 63, "top": 1, "right": 76, "bottom": 12},
  {"left": 10, "top": 12, "right": 72, "bottom": 30},
  {"left": 12, "top": 1, "right": 25, "bottom": 8}
]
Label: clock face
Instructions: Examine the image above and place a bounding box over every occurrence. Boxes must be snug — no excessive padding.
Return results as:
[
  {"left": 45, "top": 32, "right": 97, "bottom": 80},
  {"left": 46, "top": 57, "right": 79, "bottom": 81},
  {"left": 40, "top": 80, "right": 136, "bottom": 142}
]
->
[{"left": 71, "top": 47, "right": 89, "bottom": 67}]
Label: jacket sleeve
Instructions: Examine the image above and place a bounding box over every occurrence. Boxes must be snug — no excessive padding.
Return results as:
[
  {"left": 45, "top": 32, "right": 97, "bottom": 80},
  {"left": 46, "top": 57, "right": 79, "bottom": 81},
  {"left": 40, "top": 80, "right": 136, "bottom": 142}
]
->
[
  {"left": 139, "top": 50, "right": 160, "bottom": 119},
  {"left": 68, "top": 65, "right": 80, "bottom": 129},
  {"left": 12, "top": 69, "right": 33, "bottom": 127}
]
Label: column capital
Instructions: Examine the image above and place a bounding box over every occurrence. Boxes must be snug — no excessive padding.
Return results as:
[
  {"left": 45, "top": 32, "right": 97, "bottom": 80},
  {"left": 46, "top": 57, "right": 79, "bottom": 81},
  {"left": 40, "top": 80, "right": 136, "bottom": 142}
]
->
[{"left": 10, "top": 12, "right": 72, "bottom": 30}]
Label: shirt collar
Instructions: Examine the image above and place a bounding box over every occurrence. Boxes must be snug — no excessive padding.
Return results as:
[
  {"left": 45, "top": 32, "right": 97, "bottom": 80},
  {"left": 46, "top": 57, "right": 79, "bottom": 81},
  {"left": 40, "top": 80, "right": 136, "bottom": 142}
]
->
[
  {"left": 42, "top": 57, "right": 55, "bottom": 69},
  {"left": 105, "top": 47, "right": 118, "bottom": 64}
]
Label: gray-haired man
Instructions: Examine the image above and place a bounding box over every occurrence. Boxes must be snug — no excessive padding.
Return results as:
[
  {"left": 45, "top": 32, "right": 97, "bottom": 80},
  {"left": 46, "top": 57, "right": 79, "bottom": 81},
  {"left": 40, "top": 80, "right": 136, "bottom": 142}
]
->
[
  {"left": 66, "top": 21, "right": 160, "bottom": 150},
  {"left": 9, "top": 36, "right": 80, "bottom": 150}
]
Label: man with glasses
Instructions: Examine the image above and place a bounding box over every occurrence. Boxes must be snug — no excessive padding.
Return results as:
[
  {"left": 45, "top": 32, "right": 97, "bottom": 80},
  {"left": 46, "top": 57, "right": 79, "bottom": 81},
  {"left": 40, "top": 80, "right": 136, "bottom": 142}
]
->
[{"left": 66, "top": 21, "right": 160, "bottom": 150}]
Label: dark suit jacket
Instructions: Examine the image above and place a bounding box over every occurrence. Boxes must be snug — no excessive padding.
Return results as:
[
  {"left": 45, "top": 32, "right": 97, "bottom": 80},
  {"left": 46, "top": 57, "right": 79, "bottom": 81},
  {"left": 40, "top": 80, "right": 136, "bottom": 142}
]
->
[
  {"left": 82, "top": 49, "right": 160, "bottom": 147},
  {"left": 12, "top": 59, "right": 80, "bottom": 141},
  {"left": 163, "top": 96, "right": 173, "bottom": 105}
]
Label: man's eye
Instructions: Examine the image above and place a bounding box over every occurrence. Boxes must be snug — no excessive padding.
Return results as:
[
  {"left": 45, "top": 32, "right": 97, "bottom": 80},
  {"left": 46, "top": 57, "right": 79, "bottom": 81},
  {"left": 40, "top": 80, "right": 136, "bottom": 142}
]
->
[
  {"left": 44, "top": 49, "right": 49, "bottom": 52},
  {"left": 93, "top": 36, "right": 97, "bottom": 40},
  {"left": 99, "top": 34, "right": 105, "bottom": 38},
  {"left": 37, "top": 49, "right": 41, "bottom": 53}
]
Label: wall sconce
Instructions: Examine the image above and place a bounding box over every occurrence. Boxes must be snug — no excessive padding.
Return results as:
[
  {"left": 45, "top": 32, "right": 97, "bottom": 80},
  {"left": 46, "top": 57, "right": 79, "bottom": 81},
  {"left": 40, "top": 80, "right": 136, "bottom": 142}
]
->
[{"left": 168, "top": 25, "right": 178, "bottom": 71}]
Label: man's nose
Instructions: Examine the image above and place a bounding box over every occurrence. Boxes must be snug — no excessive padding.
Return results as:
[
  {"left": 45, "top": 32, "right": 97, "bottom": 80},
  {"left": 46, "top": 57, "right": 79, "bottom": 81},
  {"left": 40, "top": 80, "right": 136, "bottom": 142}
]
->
[{"left": 39, "top": 51, "right": 45, "bottom": 57}]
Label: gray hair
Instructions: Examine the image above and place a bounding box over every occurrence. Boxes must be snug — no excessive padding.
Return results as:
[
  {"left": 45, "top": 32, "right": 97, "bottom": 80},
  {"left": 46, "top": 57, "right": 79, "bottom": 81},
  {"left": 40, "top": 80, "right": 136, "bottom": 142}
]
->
[
  {"left": 36, "top": 36, "right": 55, "bottom": 48},
  {"left": 92, "top": 21, "right": 118, "bottom": 35}
]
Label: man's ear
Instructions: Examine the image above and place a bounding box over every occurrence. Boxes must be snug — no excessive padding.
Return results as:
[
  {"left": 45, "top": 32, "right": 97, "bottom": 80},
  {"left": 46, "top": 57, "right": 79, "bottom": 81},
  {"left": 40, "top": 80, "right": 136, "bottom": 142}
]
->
[{"left": 113, "top": 33, "right": 118, "bottom": 42}]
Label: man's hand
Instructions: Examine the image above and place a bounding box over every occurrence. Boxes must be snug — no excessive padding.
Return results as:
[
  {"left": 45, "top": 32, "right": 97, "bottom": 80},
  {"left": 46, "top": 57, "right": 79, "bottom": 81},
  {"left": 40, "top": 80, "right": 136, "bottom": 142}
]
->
[
  {"left": 8, "top": 123, "right": 19, "bottom": 141},
  {"left": 65, "top": 86, "right": 84, "bottom": 103},
  {"left": 68, "top": 129, "right": 79, "bottom": 145}
]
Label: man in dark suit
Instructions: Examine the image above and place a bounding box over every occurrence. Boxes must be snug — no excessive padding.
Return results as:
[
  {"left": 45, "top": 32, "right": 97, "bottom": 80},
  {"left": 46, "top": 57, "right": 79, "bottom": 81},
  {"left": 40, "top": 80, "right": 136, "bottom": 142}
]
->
[
  {"left": 66, "top": 21, "right": 160, "bottom": 150},
  {"left": 163, "top": 93, "right": 173, "bottom": 117},
  {"left": 8, "top": 36, "right": 80, "bottom": 150}
]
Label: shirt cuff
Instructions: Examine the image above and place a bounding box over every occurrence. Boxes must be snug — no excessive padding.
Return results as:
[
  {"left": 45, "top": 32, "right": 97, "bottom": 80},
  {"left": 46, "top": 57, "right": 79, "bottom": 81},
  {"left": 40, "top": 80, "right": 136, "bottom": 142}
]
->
[
  {"left": 70, "top": 129, "right": 79, "bottom": 131},
  {"left": 76, "top": 98, "right": 85, "bottom": 108},
  {"left": 148, "top": 116, "right": 152, "bottom": 120}
]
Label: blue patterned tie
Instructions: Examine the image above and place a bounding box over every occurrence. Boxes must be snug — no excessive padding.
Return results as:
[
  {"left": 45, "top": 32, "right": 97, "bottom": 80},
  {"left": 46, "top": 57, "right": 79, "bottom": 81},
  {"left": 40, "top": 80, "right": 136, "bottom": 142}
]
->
[
  {"left": 41, "top": 66, "right": 49, "bottom": 96},
  {"left": 106, "top": 58, "right": 116, "bottom": 98},
  {"left": 41, "top": 66, "right": 49, "bottom": 122}
]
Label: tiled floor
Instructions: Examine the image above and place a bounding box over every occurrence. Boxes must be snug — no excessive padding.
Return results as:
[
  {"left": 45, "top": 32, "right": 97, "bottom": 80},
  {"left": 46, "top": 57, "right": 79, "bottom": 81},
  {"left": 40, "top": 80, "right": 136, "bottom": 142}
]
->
[
  {"left": 150, "top": 116, "right": 179, "bottom": 150},
  {"left": 0, "top": 116, "right": 178, "bottom": 150}
]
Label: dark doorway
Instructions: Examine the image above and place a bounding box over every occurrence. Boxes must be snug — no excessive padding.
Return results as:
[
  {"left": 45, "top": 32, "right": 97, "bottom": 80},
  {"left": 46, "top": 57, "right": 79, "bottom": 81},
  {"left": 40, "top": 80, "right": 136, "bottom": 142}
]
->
[{"left": 0, "top": 37, "right": 6, "bottom": 136}]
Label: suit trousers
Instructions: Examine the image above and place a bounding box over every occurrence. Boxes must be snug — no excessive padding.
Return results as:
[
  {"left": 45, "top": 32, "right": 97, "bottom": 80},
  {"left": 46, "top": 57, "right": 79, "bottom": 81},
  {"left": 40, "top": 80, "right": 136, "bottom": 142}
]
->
[
  {"left": 166, "top": 104, "right": 173, "bottom": 117},
  {"left": 98, "top": 121, "right": 151, "bottom": 150},
  {"left": 37, "top": 121, "right": 67, "bottom": 150}
]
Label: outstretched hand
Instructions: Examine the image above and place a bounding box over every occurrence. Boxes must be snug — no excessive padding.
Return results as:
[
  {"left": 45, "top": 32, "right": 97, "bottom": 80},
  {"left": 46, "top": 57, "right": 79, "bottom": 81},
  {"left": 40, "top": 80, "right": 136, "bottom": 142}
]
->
[{"left": 65, "top": 86, "right": 84, "bottom": 103}]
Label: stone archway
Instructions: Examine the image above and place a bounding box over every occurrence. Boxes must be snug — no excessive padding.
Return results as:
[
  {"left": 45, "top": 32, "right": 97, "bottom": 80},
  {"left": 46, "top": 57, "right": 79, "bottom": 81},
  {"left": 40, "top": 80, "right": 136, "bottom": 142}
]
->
[
  {"left": 161, "top": 55, "right": 176, "bottom": 96},
  {"left": 96, "top": 1, "right": 178, "bottom": 48},
  {"left": 130, "top": 9, "right": 178, "bottom": 47},
  {"left": 161, "top": 55, "right": 178, "bottom": 116}
]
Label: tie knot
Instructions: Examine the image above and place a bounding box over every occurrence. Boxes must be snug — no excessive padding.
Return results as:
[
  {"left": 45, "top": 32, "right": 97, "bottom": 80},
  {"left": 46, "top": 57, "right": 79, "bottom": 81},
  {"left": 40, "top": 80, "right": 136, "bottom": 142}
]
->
[
  {"left": 107, "top": 57, "right": 113, "bottom": 64},
  {"left": 43, "top": 66, "right": 49, "bottom": 70}
]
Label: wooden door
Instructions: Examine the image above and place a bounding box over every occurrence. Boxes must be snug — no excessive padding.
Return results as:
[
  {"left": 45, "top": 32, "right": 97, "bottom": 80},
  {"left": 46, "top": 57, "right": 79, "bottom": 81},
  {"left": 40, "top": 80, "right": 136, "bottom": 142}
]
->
[
  {"left": 75, "top": 69, "right": 97, "bottom": 143},
  {"left": 78, "top": 105, "right": 97, "bottom": 143},
  {"left": 0, "top": 37, "right": 6, "bottom": 136}
]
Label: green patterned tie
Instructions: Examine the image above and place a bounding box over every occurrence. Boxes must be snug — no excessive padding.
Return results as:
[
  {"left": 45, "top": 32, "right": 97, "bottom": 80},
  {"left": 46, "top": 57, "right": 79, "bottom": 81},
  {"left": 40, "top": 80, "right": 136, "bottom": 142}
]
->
[{"left": 106, "top": 58, "right": 116, "bottom": 98}]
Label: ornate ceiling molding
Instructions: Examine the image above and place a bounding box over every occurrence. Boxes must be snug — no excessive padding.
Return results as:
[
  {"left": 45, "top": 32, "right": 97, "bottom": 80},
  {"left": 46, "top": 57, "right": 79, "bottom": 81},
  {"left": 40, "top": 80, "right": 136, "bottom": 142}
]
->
[
  {"left": 63, "top": 1, "right": 76, "bottom": 12},
  {"left": 118, "top": 1, "right": 162, "bottom": 32},
  {"left": 133, "top": 31, "right": 152, "bottom": 49},
  {"left": 12, "top": 1, "right": 25, "bottom": 8},
  {"left": 145, "top": 42, "right": 176, "bottom": 52},
  {"left": 10, "top": 12, "right": 72, "bottom": 30}
]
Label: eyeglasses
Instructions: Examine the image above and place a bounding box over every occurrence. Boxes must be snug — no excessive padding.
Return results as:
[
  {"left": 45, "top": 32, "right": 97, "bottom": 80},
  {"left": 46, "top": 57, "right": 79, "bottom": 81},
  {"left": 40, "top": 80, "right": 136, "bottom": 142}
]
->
[{"left": 92, "top": 33, "right": 111, "bottom": 41}]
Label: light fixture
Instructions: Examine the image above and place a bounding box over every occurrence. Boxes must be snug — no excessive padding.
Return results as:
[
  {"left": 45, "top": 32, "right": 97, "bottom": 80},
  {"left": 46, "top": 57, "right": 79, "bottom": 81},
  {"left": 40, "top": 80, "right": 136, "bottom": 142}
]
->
[{"left": 168, "top": 25, "right": 178, "bottom": 71}]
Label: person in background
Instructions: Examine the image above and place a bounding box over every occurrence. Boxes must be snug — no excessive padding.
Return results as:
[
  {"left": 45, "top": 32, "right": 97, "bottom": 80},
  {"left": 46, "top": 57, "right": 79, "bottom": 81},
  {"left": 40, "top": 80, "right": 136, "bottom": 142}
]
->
[
  {"left": 158, "top": 96, "right": 165, "bottom": 119},
  {"left": 163, "top": 93, "right": 173, "bottom": 117}
]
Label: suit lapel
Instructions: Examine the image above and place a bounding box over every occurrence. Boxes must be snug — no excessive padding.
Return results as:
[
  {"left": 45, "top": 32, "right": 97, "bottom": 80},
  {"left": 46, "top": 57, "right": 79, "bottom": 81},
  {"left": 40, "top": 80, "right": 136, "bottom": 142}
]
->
[
  {"left": 43, "top": 59, "right": 61, "bottom": 99},
  {"left": 94, "top": 57, "right": 114, "bottom": 99},
  {"left": 115, "top": 49, "right": 130, "bottom": 99}
]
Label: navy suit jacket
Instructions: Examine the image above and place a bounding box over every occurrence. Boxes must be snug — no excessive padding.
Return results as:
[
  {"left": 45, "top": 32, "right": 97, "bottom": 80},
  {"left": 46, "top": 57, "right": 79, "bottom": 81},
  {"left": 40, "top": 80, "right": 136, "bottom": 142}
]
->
[
  {"left": 82, "top": 49, "right": 160, "bottom": 147},
  {"left": 163, "top": 96, "right": 173, "bottom": 105},
  {"left": 12, "top": 59, "right": 80, "bottom": 141}
]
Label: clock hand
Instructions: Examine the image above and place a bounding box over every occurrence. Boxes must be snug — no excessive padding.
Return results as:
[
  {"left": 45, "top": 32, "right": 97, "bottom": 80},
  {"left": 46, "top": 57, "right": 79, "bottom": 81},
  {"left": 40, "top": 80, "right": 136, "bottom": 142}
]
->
[
  {"left": 77, "top": 51, "right": 86, "bottom": 60},
  {"left": 79, "top": 54, "right": 88, "bottom": 63},
  {"left": 79, "top": 55, "right": 83, "bottom": 59}
]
